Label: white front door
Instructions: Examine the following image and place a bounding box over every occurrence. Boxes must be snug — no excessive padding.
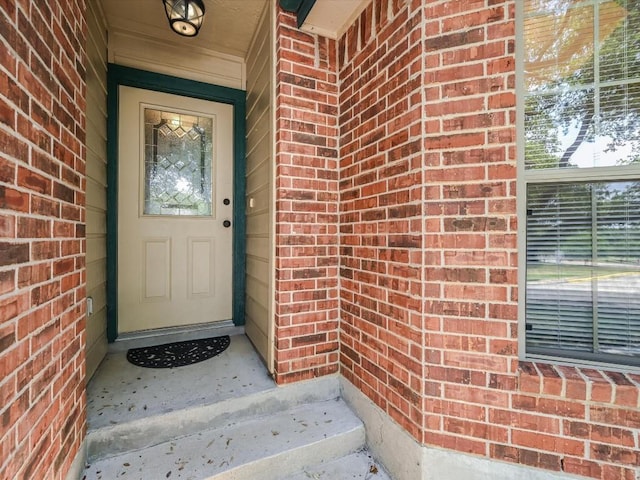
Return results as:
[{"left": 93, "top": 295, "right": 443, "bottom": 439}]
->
[{"left": 117, "top": 86, "right": 234, "bottom": 334}]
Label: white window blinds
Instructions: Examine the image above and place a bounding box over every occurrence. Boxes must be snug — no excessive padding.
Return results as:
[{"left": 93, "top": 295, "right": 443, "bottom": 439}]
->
[{"left": 526, "top": 182, "right": 640, "bottom": 365}]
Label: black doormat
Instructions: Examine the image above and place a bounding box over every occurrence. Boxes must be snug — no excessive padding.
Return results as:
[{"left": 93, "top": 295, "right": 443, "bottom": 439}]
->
[{"left": 126, "top": 335, "right": 231, "bottom": 368}]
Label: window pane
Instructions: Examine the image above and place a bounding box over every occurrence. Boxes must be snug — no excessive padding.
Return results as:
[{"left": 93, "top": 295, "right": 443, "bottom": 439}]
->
[
  {"left": 599, "top": 83, "right": 640, "bottom": 166},
  {"left": 524, "top": 89, "right": 596, "bottom": 169},
  {"left": 526, "top": 183, "right": 594, "bottom": 353},
  {"left": 526, "top": 182, "right": 640, "bottom": 363},
  {"left": 524, "top": 1, "right": 640, "bottom": 170},
  {"left": 599, "top": 1, "right": 640, "bottom": 83},
  {"left": 524, "top": 2, "right": 594, "bottom": 92},
  {"left": 143, "top": 108, "right": 214, "bottom": 216},
  {"left": 594, "top": 183, "right": 640, "bottom": 356}
]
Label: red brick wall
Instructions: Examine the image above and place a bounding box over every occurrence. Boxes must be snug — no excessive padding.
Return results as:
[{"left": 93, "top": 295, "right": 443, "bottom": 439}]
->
[
  {"left": 421, "top": 0, "right": 520, "bottom": 466},
  {"left": 339, "top": 1, "right": 640, "bottom": 479},
  {"left": 339, "top": 0, "right": 426, "bottom": 439},
  {"left": 0, "top": 1, "right": 87, "bottom": 479},
  {"left": 273, "top": 9, "right": 340, "bottom": 383}
]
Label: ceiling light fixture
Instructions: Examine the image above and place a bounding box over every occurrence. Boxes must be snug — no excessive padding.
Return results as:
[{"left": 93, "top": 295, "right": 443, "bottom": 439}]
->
[{"left": 163, "top": 0, "right": 205, "bottom": 37}]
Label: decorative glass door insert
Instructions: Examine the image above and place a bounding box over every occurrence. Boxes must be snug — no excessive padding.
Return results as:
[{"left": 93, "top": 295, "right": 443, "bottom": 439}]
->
[{"left": 143, "top": 107, "right": 214, "bottom": 216}]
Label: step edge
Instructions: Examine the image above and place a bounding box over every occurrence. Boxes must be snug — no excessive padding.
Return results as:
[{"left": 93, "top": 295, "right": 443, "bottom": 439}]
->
[
  {"left": 204, "top": 424, "right": 366, "bottom": 480},
  {"left": 87, "top": 375, "right": 341, "bottom": 461},
  {"left": 278, "top": 449, "right": 393, "bottom": 480},
  {"left": 83, "top": 400, "right": 363, "bottom": 479}
]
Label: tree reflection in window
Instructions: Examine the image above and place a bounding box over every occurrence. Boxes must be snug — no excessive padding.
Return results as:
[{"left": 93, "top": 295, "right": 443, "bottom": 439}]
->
[
  {"left": 524, "top": 0, "right": 640, "bottom": 170},
  {"left": 143, "top": 107, "right": 214, "bottom": 216}
]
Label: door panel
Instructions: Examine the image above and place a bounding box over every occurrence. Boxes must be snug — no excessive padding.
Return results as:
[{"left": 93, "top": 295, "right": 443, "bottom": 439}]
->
[
  {"left": 142, "top": 238, "right": 170, "bottom": 301},
  {"left": 188, "top": 237, "right": 214, "bottom": 298},
  {"left": 118, "top": 86, "right": 234, "bottom": 333}
]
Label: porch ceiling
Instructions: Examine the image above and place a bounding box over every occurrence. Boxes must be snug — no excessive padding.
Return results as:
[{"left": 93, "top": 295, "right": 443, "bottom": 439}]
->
[{"left": 99, "top": 0, "right": 268, "bottom": 58}]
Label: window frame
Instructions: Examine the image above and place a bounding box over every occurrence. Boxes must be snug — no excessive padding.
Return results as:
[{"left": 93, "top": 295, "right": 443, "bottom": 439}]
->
[{"left": 516, "top": 0, "right": 640, "bottom": 370}]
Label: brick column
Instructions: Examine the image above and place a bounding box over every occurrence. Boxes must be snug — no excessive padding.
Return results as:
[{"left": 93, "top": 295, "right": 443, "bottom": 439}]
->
[{"left": 273, "top": 9, "right": 340, "bottom": 383}]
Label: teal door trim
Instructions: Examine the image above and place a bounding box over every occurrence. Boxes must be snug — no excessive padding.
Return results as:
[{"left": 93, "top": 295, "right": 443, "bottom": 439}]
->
[
  {"left": 278, "top": 0, "right": 316, "bottom": 27},
  {"left": 106, "top": 64, "right": 247, "bottom": 342}
]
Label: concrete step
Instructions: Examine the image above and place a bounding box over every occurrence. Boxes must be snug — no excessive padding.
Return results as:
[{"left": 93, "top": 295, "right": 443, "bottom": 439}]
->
[
  {"left": 86, "top": 375, "right": 340, "bottom": 461},
  {"left": 83, "top": 398, "right": 365, "bottom": 480},
  {"left": 279, "top": 450, "right": 392, "bottom": 480}
]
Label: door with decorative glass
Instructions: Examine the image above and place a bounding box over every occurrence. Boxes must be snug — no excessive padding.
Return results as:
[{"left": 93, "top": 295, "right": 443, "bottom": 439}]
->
[{"left": 117, "top": 86, "right": 233, "bottom": 333}]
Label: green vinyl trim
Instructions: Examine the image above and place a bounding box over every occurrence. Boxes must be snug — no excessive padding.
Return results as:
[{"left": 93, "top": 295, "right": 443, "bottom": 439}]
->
[
  {"left": 106, "top": 64, "right": 247, "bottom": 342},
  {"left": 278, "top": 0, "right": 316, "bottom": 27}
]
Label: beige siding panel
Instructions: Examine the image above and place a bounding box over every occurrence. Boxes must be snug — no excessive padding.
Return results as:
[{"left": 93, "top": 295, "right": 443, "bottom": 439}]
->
[
  {"left": 246, "top": 66, "right": 270, "bottom": 118},
  {"left": 86, "top": 149, "right": 107, "bottom": 188},
  {"left": 86, "top": 308, "right": 107, "bottom": 349},
  {"left": 246, "top": 236, "right": 270, "bottom": 264},
  {"left": 86, "top": 91, "right": 107, "bottom": 134},
  {"left": 246, "top": 211, "right": 270, "bottom": 236},
  {"left": 85, "top": 0, "right": 109, "bottom": 380},
  {"left": 86, "top": 309, "right": 108, "bottom": 376},
  {"left": 87, "top": 280, "right": 107, "bottom": 316},
  {"left": 87, "top": 257, "right": 107, "bottom": 290},
  {"left": 245, "top": 290, "right": 269, "bottom": 336},
  {"left": 246, "top": 270, "right": 269, "bottom": 308},
  {"left": 246, "top": 158, "right": 271, "bottom": 193},
  {"left": 86, "top": 123, "right": 107, "bottom": 168},
  {"left": 246, "top": 3, "right": 271, "bottom": 79},
  {"left": 244, "top": 313, "right": 268, "bottom": 367},
  {"left": 86, "top": 177, "right": 107, "bottom": 211},
  {"left": 246, "top": 256, "right": 270, "bottom": 288},
  {"left": 244, "top": 1, "right": 274, "bottom": 370},
  {"left": 86, "top": 208, "right": 106, "bottom": 237},
  {"left": 109, "top": 31, "right": 245, "bottom": 90},
  {"left": 246, "top": 193, "right": 269, "bottom": 215},
  {"left": 246, "top": 143, "right": 269, "bottom": 174},
  {"left": 86, "top": 1, "right": 108, "bottom": 69},
  {"left": 246, "top": 113, "right": 270, "bottom": 156},
  {"left": 246, "top": 296, "right": 268, "bottom": 334},
  {"left": 87, "top": 236, "right": 107, "bottom": 265}
]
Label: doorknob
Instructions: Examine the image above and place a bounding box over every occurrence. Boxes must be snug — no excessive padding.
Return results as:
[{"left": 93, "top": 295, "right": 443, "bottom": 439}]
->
[
  {"left": 223, "top": 220, "right": 231, "bottom": 228},
  {"left": 223, "top": 198, "right": 230, "bottom": 205}
]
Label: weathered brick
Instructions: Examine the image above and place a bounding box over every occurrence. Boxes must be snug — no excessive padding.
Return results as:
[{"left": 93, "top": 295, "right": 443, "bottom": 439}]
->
[
  {"left": 0, "top": 242, "right": 29, "bottom": 266},
  {"left": 17, "top": 217, "right": 50, "bottom": 238},
  {"left": 0, "top": 268, "right": 15, "bottom": 294},
  {"left": 17, "top": 166, "right": 51, "bottom": 195},
  {"left": 0, "top": 185, "right": 30, "bottom": 212}
]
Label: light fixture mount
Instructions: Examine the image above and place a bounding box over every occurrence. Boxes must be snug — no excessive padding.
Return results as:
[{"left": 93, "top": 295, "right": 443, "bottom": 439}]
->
[{"left": 163, "top": 0, "right": 205, "bottom": 37}]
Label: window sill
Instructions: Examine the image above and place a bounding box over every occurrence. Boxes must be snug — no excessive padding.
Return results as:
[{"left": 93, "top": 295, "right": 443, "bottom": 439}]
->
[{"left": 518, "top": 360, "right": 640, "bottom": 408}]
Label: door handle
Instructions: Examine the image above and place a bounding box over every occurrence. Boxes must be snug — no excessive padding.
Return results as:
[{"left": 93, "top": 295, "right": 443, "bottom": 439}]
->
[{"left": 223, "top": 220, "right": 231, "bottom": 228}]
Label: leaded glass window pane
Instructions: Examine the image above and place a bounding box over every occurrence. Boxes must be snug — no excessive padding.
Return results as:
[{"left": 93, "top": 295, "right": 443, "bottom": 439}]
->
[{"left": 143, "top": 107, "right": 214, "bottom": 216}]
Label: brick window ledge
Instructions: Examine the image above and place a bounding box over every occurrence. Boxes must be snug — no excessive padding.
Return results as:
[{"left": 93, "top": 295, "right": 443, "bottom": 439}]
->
[{"left": 518, "top": 361, "right": 640, "bottom": 408}]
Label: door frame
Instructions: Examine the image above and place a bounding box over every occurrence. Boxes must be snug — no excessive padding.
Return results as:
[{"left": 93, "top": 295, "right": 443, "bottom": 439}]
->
[{"left": 106, "top": 64, "right": 246, "bottom": 342}]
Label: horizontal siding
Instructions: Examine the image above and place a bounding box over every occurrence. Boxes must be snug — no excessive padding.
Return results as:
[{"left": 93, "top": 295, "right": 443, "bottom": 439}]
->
[
  {"left": 244, "top": 2, "right": 273, "bottom": 369},
  {"left": 85, "top": 0, "right": 109, "bottom": 379}
]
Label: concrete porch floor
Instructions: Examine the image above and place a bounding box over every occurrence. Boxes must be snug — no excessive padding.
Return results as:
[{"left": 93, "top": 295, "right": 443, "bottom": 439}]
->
[{"left": 87, "top": 332, "right": 275, "bottom": 431}]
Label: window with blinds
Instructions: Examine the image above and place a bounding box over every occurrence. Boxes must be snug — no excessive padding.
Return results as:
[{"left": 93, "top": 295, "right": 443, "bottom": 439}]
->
[{"left": 520, "top": 0, "right": 640, "bottom": 367}]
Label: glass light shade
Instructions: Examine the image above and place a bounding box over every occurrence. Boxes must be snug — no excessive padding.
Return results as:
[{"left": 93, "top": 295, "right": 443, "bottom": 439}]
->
[{"left": 163, "top": 0, "right": 205, "bottom": 37}]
